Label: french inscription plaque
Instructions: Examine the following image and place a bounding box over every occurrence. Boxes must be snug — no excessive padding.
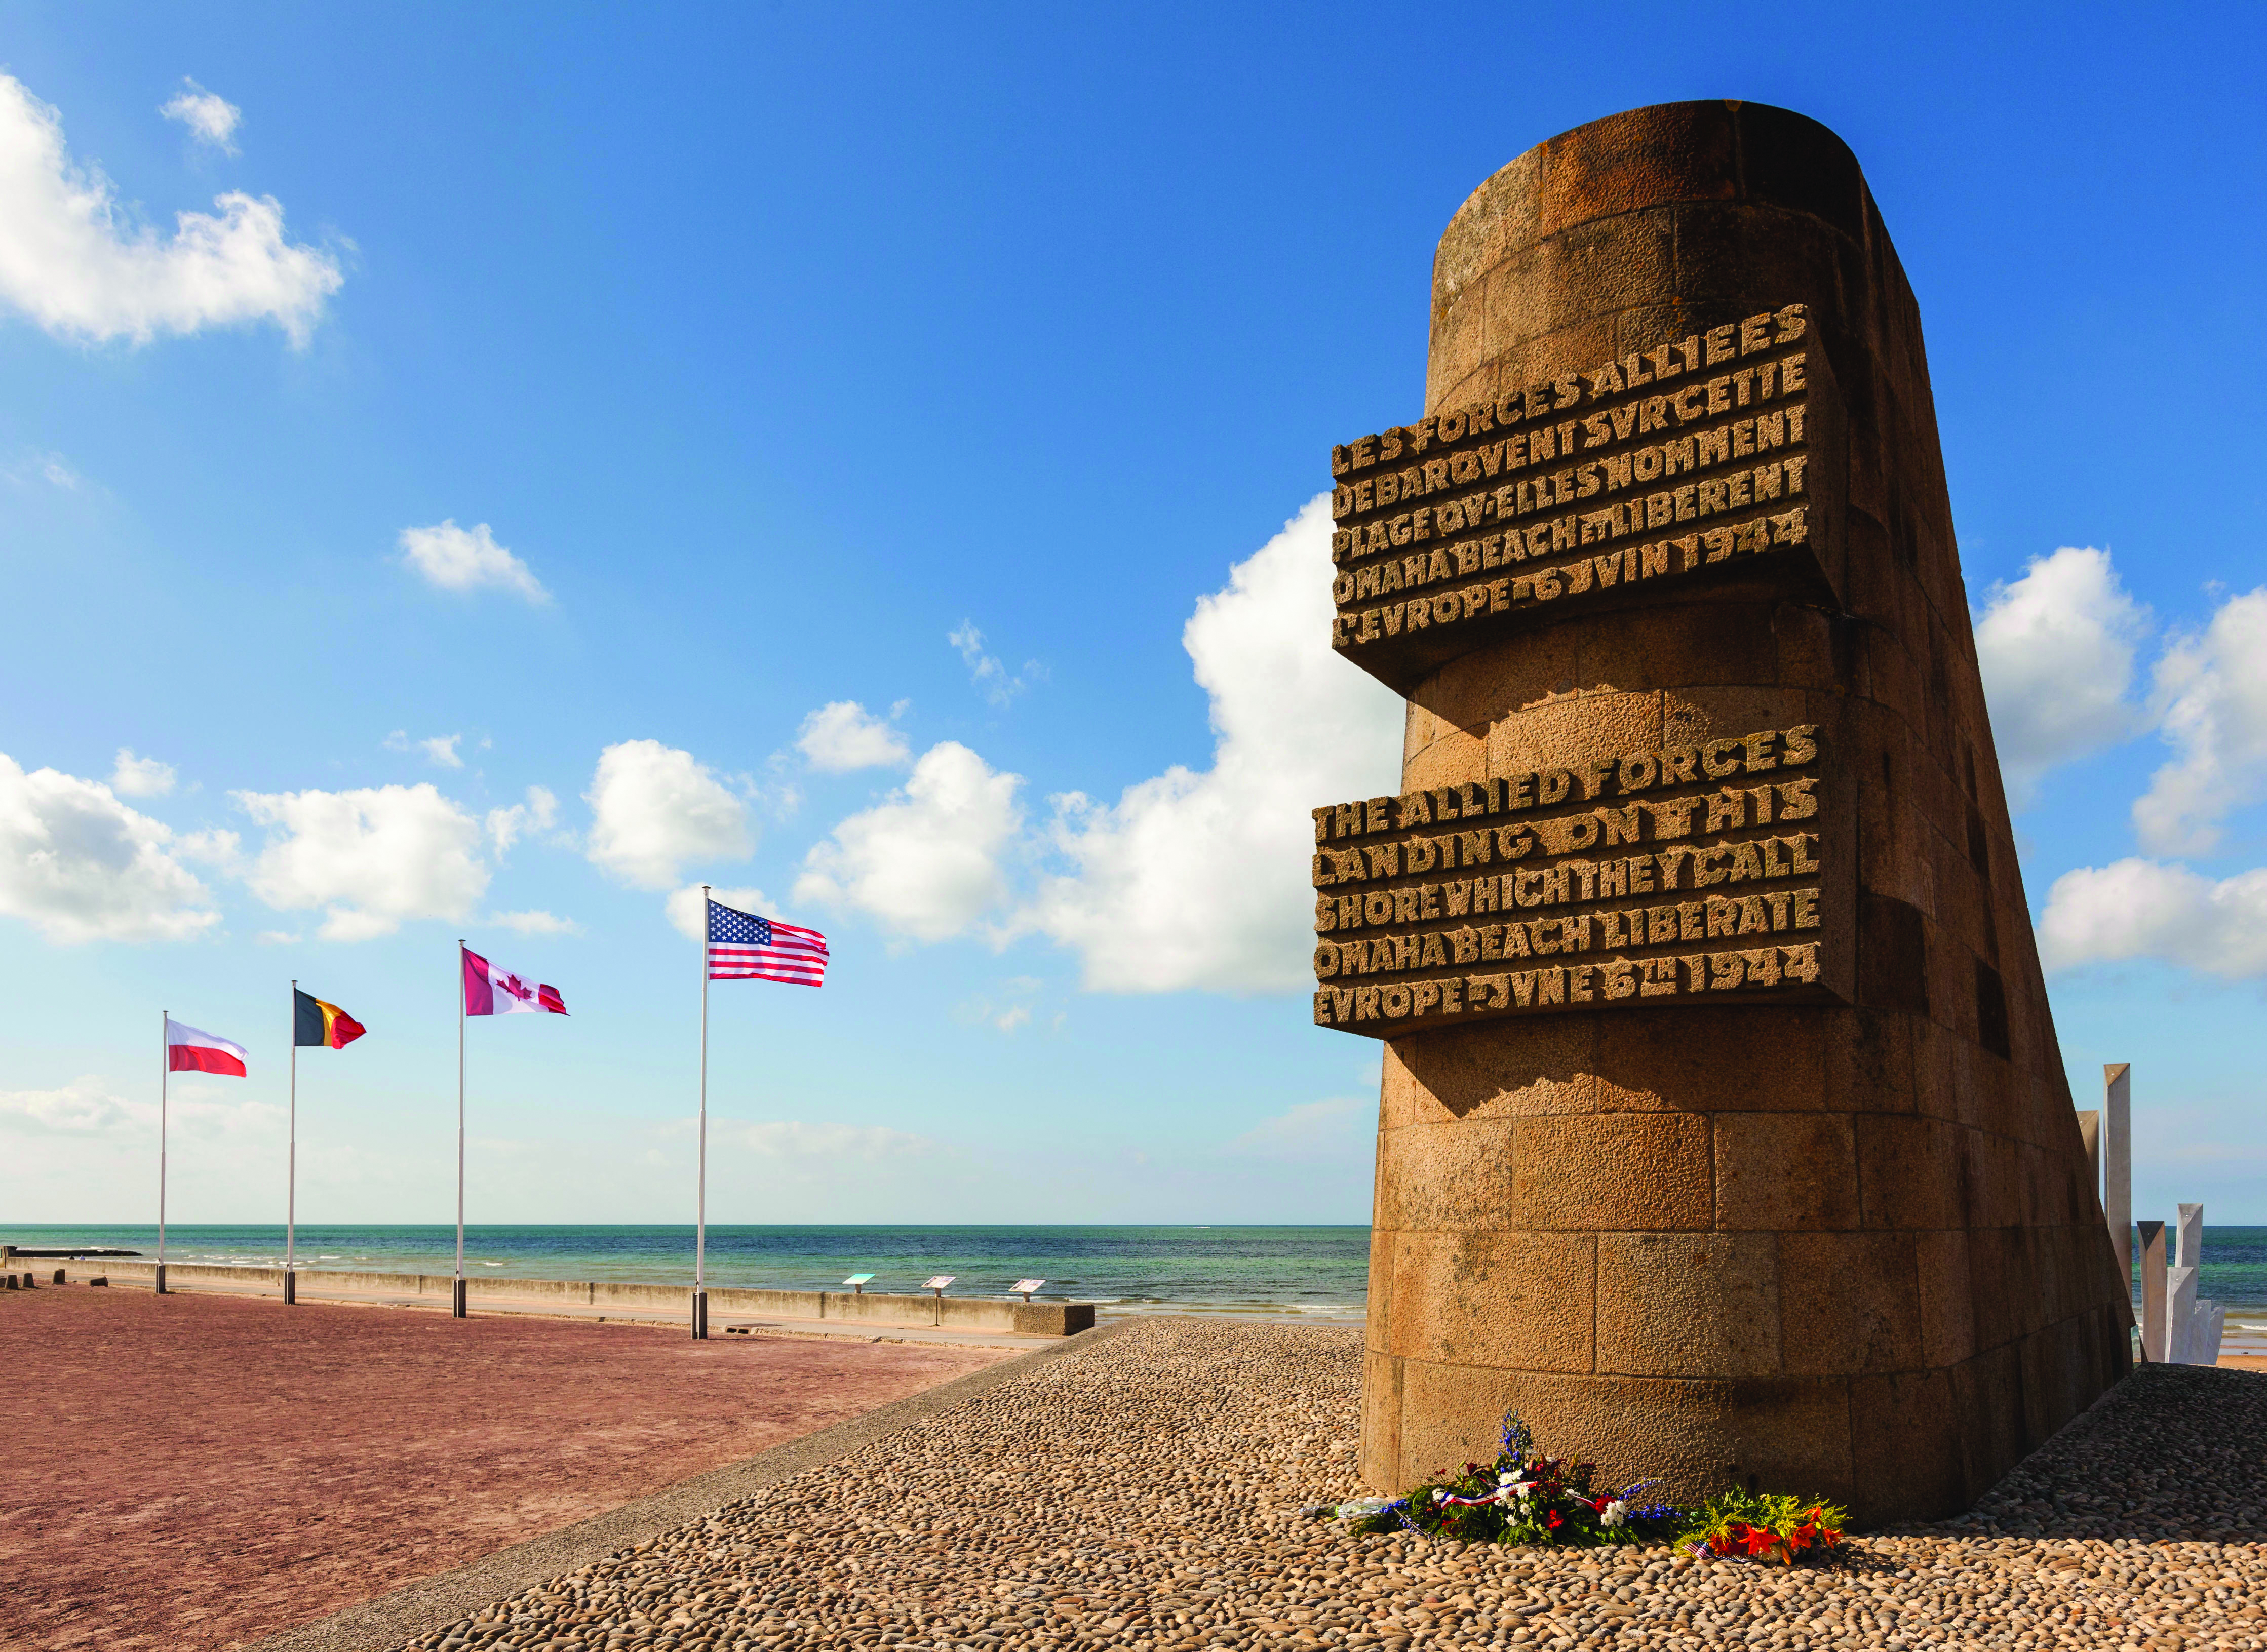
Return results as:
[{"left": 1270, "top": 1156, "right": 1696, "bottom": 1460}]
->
[
  {"left": 1327, "top": 304, "right": 1821, "bottom": 681},
  {"left": 1336, "top": 101, "right": 2133, "bottom": 1528}
]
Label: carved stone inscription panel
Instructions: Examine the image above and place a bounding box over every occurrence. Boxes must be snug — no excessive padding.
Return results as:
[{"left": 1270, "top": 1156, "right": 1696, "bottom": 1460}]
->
[
  {"left": 1308, "top": 722, "right": 1851, "bottom": 1038},
  {"left": 1326, "top": 304, "right": 1829, "bottom": 695}
]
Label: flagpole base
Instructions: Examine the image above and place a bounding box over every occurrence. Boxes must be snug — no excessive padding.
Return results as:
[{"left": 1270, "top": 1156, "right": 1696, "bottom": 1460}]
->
[
  {"left": 692, "top": 1290, "right": 708, "bottom": 1340},
  {"left": 452, "top": 1278, "right": 467, "bottom": 1318},
  {"left": 282, "top": 1270, "right": 296, "bottom": 1306},
  {"left": 154, "top": 1264, "right": 167, "bottom": 1295}
]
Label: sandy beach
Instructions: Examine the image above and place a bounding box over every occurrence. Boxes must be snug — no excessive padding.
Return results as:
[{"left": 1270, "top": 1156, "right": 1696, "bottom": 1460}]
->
[{"left": 0, "top": 1282, "right": 1011, "bottom": 1651}]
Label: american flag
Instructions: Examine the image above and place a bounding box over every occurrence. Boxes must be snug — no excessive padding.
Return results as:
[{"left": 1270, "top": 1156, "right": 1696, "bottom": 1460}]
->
[{"left": 707, "top": 899, "right": 829, "bottom": 986}]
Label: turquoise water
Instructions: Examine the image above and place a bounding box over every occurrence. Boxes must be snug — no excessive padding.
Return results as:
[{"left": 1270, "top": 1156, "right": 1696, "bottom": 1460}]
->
[
  {"left": 2133, "top": 1225, "right": 2267, "bottom": 1320},
  {"left": 0, "top": 1224, "right": 1373, "bottom": 1318}
]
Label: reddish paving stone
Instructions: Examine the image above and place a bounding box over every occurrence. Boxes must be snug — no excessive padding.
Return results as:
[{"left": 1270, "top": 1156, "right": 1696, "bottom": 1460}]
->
[{"left": 0, "top": 1284, "right": 1012, "bottom": 1651}]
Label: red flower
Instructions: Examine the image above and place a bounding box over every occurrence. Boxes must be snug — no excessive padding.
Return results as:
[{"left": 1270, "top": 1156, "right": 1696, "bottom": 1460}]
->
[{"left": 1732, "top": 1523, "right": 1780, "bottom": 1558}]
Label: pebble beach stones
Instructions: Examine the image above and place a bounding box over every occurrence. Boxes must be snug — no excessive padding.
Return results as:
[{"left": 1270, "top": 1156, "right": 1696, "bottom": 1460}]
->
[{"left": 393, "top": 1321, "right": 2266, "bottom": 1652}]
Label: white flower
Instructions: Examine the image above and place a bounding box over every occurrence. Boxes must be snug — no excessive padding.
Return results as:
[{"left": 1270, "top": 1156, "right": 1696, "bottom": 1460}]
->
[{"left": 1601, "top": 1500, "right": 1629, "bottom": 1528}]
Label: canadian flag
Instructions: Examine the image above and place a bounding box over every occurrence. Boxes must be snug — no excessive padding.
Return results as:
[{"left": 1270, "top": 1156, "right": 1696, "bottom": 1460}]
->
[{"left": 462, "top": 947, "right": 568, "bottom": 1017}]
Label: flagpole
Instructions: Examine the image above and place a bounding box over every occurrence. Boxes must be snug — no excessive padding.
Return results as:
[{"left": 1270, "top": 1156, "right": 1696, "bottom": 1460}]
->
[
  {"left": 285, "top": 981, "right": 298, "bottom": 1306},
  {"left": 157, "top": 1009, "right": 169, "bottom": 1295},
  {"left": 694, "top": 885, "right": 710, "bottom": 1341},
  {"left": 454, "top": 939, "right": 467, "bottom": 1319}
]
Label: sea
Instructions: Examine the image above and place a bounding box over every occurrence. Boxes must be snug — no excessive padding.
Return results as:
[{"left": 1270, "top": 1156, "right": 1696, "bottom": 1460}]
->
[
  {"left": 8, "top": 1224, "right": 2262, "bottom": 1331},
  {"left": 0, "top": 1223, "right": 1373, "bottom": 1321}
]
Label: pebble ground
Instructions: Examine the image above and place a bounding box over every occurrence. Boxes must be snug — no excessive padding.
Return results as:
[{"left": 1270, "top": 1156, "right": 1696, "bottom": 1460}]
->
[{"left": 393, "top": 1320, "right": 2266, "bottom": 1652}]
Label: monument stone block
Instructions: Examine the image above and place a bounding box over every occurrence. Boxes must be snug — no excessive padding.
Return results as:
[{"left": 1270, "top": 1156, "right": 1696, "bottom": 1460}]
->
[{"left": 1320, "top": 100, "right": 2133, "bottom": 1524}]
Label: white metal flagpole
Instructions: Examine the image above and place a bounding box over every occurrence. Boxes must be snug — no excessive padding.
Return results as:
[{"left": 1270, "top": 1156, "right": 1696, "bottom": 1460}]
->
[
  {"left": 286, "top": 981, "right": 298, "bottom": 1306},
  {"left": 158, "top": 1008, "right": 169, "bottom": 1295},
  {"left": 455, "top": 939, "right": 467, "bottom": 1319},
  {"left": 694, "top": 885, "right": 710, "bottom": 1340}
]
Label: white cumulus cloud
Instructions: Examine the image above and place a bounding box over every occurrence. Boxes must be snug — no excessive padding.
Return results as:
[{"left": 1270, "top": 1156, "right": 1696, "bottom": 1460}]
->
[
  {"left": 795, "top": 741, "right": 1023, "bottom": 942},
  {"left": 0, "top": 1076, "right": 134, "bottom": 1135},
  {"left": 0, "top": 752, "right": 218, "bottom": 942},
  {"left": 1013, "top": 495, "right": 1403, "bottom": 991},
  {"left": 666, "top": 883, "right": 771, "bottom": 942},
  {"left": 2133, "top": 587, "right": 2267, "bottom": 856},
  {"left": 796, "top": 700, "right": 911, "bottom": 772},
  {"left": 485, "top": 785, "right": 558, "bottom": 855},
  {"left": 2039, "top": 857, "right": 2267, "bottom": 980},
  {"left": 0, "top": 72, "right": 342, "bottom": 345},
  {"left": 397, "top": 520, "right": 548, "bottom": 603},
  {"left": 109, "top": 747, "right": 177, "bottom": 797},
  {"left": 584, "top": 740, "right": 752, "bottom": 890},
  {"left": 234, "top": 782, "right": 488, "bottom": 941},
  {"left": 160, "top": 78, "right": 241, "bottom": 153},
  {"left": 1973, "top": 546, "right": 2147, "bottom": 804}
]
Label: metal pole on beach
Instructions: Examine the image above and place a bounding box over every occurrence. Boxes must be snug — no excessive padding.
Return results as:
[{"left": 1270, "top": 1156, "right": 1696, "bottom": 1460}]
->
[
  {"left": 455, "top": 940, "right": 467, "bottom": 1319},
  {"left": 2105, "top": 1064, "right": 2132, "bottom": 1309},
  {"left": 694, "top": 885, "right": 710, "bottom": 1341},
  {"left": 285, "top": 980, "right": 298, "bottom": 1306},
  {"left": 157, "top": 1009, "right": 169, "bottom": 1295}
]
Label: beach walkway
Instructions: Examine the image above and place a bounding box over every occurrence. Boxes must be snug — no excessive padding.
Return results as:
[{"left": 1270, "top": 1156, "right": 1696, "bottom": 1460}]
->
[{"left": 0, "top": 1282, "right": 1013, "bottom": 1651}]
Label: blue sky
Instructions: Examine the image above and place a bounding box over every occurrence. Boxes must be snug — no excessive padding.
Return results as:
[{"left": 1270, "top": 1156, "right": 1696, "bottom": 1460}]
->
[{"left": 2, "top": 4, "right": 2263, "bottom": 1228}]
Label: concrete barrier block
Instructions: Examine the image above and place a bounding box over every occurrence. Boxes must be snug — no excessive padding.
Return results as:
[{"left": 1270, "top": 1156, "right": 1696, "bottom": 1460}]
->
[
  {"left": 707, "top": 1288, "right": 828, "bottom": 1319},
  {"left": 824, "top": 1290, "right": 939, "bottom": 1324},
  {"left": 591, "top": 1281, "right": 694, "bottom": 1312},
  {"left": 56, "top": 1258, "right": 1097, "bottom": 1334},
  {"left": 934, "top": 1295, "right": 1097, "bottom": 1335}
]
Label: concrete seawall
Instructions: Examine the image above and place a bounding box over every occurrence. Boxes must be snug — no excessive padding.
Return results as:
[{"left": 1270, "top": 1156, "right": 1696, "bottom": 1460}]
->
[{"left": 94, "top": 1262, "right": 1095, "bottom": 1336}]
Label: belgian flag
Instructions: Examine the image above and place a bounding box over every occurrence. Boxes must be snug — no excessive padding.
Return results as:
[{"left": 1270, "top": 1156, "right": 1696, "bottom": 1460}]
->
[{"left": 293, "top": 989, "right": 367, "bottom": 1049}]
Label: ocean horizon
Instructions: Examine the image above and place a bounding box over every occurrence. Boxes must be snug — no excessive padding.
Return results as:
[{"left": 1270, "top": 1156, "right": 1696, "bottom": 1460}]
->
[
  {"left": 0, "top": 1223, "right": 1374, "bottom": 1319},
  {"left": 9, "top": 1221, "right": 2264, "bottom": 1320}
]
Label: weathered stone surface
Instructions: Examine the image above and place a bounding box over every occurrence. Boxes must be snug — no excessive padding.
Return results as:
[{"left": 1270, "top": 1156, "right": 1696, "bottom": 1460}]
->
[{"left": 1332, "top": 100, "right": 2131, "bottom": 1524}]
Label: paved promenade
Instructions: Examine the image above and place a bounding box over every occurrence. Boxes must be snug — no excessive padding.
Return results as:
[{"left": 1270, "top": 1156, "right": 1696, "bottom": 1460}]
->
[{"left": 0, "top": 1282, "right": 1011, "bottom": 1651}]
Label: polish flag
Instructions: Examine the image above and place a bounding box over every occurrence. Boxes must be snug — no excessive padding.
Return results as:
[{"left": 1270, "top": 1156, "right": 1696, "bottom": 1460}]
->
[
  {"left": 166, "top": 1018, "right": 248, "bottom": 1077},
  {"left": 462, "top": 947, "right": 568, "bottom": 1017}
]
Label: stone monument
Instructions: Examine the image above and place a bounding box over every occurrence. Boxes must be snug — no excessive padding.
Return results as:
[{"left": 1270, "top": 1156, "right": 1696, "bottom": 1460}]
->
[{"left": 1308, "top": 101, "right": 2132, "bottom": 1524}]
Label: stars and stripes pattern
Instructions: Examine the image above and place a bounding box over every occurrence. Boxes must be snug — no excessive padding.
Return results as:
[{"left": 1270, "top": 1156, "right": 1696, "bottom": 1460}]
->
[{"left": 707, "top": 898, "right": 829, "bottom": 987}]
